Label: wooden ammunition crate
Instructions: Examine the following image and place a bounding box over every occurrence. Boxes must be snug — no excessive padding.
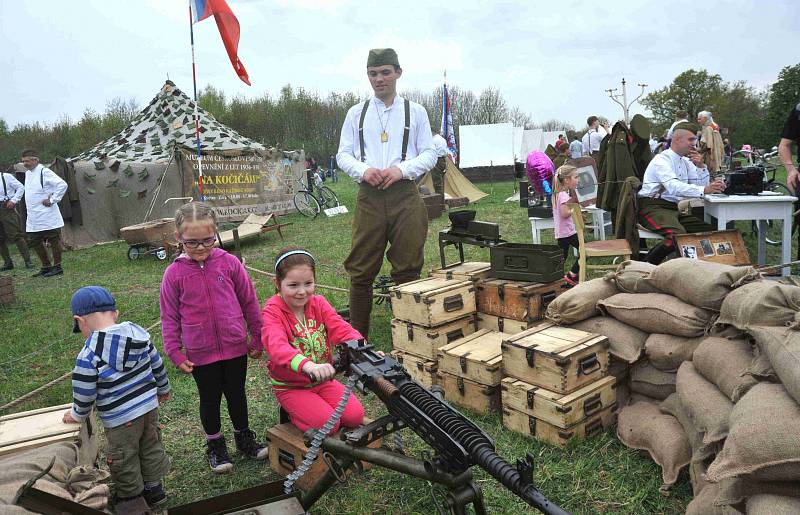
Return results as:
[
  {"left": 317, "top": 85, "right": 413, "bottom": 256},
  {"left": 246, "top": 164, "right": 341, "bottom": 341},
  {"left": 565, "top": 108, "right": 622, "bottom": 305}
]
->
[
  {"left": 502, "top": 403, "right": 617, "bottom": 447},
  {"left": 0, "top": 404, "right": 97, "bottom": 459},
  {"left": 391, "top": 315, "right": 477, "bottom": 360},
  {"left": 266, "top": 423, "right": 380, "bottom": 491},
  {"left": 391, "top": 350, "right": 438, "bottom": 389},
  {"left": 0, "top": 276, "right": 14, "bottom": 305},
  {"left": 445, "top": 197, "right": 470, "bottom": 208},
  {"left": 421, "top": 193, "right": 445, "bottom": 220},
  {"left": 501, "top": 376, "right": 616, "bottom": 428},
  {"left": 476, "top": 313, "right": 534, "bottom": 335},
  {"left": 437, "top": 329, "right": 504, "bottom": 386},
  {"left": 475, "top": 278, "right": 566, "bottom": 323},
  {"left": 429, "top": 261, "right": 491, "bottom": 283},
  {"left": 501, "top": 323, "right": 609, "bottom": 394},
  {"left": 438, "top": 371, "right": 501, "bottom": 413},
  {"left": 389, "top": 277, "right": 476, "bottom": 327}
]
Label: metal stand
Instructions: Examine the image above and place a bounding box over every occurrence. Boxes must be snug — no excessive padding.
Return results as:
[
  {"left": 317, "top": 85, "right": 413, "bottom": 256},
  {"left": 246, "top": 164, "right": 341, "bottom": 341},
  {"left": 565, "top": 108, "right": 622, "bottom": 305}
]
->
[
  {"left": 438, "top": 228, "right": 505, "bottom": 268},
  {"left": 300, "top": 416, "right": 488, "bottom": 515}
]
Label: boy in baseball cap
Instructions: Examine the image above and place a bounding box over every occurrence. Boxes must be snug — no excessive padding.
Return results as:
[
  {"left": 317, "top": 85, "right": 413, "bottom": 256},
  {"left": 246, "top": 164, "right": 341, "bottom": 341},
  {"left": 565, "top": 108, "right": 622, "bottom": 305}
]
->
[{"left": 64, "top": 286, "right": 172, "bottom": 507}]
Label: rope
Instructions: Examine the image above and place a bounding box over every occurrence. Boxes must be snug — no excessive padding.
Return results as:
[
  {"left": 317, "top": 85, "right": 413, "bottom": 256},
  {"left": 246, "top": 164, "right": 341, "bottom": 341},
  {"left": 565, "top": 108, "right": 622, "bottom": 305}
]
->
[
  {"left": 245, "top": 265, "right": 390, "bottom": 299},
  {"left": 0, "top": 320, "right": 162, "bottom": 414},
  {"left": 754, "top": 259, "right": 800, "bottom": 272},
  {"left": 142, "top": 153, "right": 175, "bottom": 223}
]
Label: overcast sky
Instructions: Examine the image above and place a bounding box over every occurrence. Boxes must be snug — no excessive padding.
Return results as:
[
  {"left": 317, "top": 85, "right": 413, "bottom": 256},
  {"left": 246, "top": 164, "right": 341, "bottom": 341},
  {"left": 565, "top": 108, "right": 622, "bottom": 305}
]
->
[{"left": 1, "top": 0, "right": 797, "bottom": 132}]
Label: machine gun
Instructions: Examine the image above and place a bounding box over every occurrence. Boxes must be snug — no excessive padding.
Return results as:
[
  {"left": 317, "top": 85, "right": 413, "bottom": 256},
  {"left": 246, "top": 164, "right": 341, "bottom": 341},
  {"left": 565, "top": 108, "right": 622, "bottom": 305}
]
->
[{"left": 297, "top": 339, "right": 569, "bottom": 515}]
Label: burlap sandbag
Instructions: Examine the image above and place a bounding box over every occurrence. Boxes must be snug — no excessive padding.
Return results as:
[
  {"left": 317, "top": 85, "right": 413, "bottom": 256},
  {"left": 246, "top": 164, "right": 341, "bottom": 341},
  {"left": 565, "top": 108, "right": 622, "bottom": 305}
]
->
[
  {"left": 716, "top": 280, "right": 800, "bottom": 331},
  {"left": 660, "top": 394, "right": 708, "bottom": 461},
  {"left": 545, "top": 277, "right": 618, "bottom": 324},
  {"left": 608, "top": 355, "right": 630, "bottom": 381},
  {"left": 706, "top": 383, "right": 800, "bottom": 483},
  {"left": 647, "top": 258, "right": 758, "bottom": 311},
  {"left": 616, "top": 402, "right": 691, "bottom": 490},
  {"left": 629, "top": 360, "right": 677, "bottom": 400},
  {"left": 613, "top": 380, "right": 630, "bottom": 409},
  {"left": 609, "top": 260, "right": 661, "bottom": 294},
  {"left": 746, "top": 494, "right": 800, "bottom": 515},
  {"left": 598, "top": 293, "right": 713, "bottom": 337},
  {"left": 716, "top": 478, "right": 800, "bottom": 508},
  {"left": 746, "top": 343, "right": 778, "bottom": 382},
  {"left": 644, "top": 333, "right": 704, "bottom": 371},
  {"left": 629, "top": 391, "right": 661, "bottom": 405},
  {"left": 567, "top": 316, "right": 647, "bottom": 363},
  {"left": 689, "top": 459, "right": 712, "bottom": 496},
  {"left": 677, "top": 362, "right": 733, "bottom": 447},
  {"left": 692, "top": 336, "right": 758, "bottom": 403},
  {"left": 685, "top": 483, "right": 745, "bottom": 515},
  {"left": 749, "top": 325, "right": 800, "bottom": 405}
]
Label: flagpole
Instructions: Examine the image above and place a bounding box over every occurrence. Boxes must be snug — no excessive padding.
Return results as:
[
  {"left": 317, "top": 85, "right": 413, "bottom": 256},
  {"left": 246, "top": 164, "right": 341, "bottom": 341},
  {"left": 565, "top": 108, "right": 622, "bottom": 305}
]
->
[{"left": 188, "top": 1, "right": 205, "bottom": 201}]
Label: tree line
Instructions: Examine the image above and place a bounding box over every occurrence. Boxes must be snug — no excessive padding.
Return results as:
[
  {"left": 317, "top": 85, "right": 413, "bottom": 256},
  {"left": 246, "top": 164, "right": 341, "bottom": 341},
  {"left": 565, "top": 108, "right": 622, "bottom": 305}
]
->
[{"left": 1, "top": 64, "right": 796, "bottom": 167}]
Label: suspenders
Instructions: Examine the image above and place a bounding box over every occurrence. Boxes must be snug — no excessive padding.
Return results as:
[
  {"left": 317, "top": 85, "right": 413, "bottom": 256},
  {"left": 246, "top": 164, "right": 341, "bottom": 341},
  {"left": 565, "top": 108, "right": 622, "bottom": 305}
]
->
[
  {"left": 358, "top": 98, "right": 411, "bottom": 163},
  {"left": 1, "top": 174, "right": 6, "bottom": 199}
]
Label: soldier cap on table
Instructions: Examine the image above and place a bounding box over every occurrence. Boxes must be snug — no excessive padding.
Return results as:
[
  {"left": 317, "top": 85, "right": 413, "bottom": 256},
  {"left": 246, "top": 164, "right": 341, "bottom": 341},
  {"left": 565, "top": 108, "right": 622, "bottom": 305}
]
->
[
  {"left": 367, "top": 48, "right": 400, "bottom": 68},
  {"left": 673, "top": 121, "right": 699, "bottom": 134}
]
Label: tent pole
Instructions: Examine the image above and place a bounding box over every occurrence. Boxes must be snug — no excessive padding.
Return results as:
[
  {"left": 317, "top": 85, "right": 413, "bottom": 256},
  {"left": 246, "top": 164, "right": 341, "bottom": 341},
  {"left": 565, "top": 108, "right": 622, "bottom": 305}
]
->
[{"left": 188, "top": 0, "right": 205, "bottom": 201}]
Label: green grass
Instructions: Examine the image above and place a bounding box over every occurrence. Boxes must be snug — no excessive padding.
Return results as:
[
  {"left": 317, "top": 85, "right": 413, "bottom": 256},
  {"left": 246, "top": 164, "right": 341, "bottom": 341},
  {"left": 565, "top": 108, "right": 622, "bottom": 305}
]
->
[{"left": 1, "top": 174, "right": 793, "bottom": 514}]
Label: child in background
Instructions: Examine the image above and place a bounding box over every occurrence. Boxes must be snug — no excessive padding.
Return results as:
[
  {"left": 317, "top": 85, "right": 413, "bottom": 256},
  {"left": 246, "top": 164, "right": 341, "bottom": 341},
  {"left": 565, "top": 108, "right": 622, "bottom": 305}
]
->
[
  {"left": 64, "top": 286, "right": 171, "bottom": 507},
  {"left": 262, "top": 246, "right": 365, "bottom": 433},
  {"left": 160, "top": 202, "right": 267, "bottom": 474},
  {"left": 552, "top": 165, "right": 581, "bottom": 286}
]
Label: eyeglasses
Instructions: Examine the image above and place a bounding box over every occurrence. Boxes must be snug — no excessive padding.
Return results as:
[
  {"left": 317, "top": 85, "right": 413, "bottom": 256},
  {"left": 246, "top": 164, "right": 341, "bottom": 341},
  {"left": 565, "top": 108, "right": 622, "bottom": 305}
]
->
[{"left": 180, "top": 236, "right": 217, "bottom": 249}]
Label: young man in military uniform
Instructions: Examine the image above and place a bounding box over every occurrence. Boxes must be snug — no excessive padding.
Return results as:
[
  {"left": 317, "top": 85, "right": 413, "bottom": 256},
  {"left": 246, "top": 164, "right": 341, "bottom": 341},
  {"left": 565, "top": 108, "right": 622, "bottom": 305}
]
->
[
  {"left": 336, "top": 48, "right": 436, "bottom": 338},
  {"left": 637, "top": 123, "right": 725, "bottom": 264},
  {"left": 21, "top": 149, "right": 68, "bottom": 277},
  {"left": 0, "top": 167, "right": 33, "bottom": 270}
]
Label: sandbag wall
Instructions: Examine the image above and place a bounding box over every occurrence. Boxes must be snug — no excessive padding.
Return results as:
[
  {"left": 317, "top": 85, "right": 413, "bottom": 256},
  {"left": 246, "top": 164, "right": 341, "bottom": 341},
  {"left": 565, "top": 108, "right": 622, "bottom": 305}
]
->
[{"left": 544, "top": 258, "right": 800, "bottom": 514}]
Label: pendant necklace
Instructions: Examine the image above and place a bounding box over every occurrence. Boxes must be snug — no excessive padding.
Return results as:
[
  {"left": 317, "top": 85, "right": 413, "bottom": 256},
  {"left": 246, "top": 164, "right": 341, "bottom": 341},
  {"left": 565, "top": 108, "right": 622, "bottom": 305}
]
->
[{"left": 375, "top": 102, "right": 390, "bottom": 143}]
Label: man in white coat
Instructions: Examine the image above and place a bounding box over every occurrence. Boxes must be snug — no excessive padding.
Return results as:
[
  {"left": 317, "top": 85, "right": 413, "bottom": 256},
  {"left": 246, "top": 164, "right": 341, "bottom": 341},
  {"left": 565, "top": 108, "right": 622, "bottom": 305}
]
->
[{"left": 21, "top": 149, "right": 68, "bottom": 277}]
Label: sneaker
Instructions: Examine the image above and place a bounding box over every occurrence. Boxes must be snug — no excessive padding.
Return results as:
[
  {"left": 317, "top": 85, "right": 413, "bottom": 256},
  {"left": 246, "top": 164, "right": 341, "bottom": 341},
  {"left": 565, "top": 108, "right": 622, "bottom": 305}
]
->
[
  {"left": 0, "top": 262, "right": 12, "bottom": 272},
  {"left": 206, "top": 436, "right": 234, "bottom": 474},
  {"left": 142, "top": 482, "right": 167, "bottom": 507},
  {"left": 43, "top": 265, "right": 63, "bottom": 277},
  {"left": 32, "top": 266, "right": 51, "bottom": 277},
  {"left": 563, "top": 273, "right": 578, "bottom": 287},
  {"left": 234, "top": 428, "right": 269, "bottom": 460}
]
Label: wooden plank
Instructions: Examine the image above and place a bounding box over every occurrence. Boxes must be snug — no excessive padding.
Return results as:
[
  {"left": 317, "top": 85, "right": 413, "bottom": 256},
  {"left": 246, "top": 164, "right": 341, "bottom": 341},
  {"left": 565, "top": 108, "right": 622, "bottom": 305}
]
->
[{"left": 0, "top": 403, "right": 85, "bottom": 457}]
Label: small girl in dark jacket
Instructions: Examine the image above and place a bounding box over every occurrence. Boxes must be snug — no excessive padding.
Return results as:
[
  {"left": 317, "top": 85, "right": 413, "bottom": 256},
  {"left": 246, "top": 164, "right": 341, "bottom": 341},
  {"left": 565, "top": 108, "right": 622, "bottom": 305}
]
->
[{"left": 160, "top": 201, "right": 267, "bottom": 474}]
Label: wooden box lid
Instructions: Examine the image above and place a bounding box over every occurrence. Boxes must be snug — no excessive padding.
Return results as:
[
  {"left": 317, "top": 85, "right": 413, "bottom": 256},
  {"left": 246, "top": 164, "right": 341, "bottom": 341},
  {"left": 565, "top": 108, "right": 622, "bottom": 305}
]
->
[
  {"left": 390, "top": 277, "right": 473, "bottom": 298},
  {"left": 532, "top": 375, "right": 616, "bottom": 403},
  {"left": 439, "top": 328, "right": 504, "bottom": 364},
  {"left": 502, "top": 322, "right": 608, "bottom": 357}
]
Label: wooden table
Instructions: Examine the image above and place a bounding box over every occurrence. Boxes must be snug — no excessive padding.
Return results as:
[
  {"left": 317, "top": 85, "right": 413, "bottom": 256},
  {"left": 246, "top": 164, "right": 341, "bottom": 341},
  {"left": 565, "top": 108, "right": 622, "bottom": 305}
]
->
[{"left": 703, "top": 194, "right": 797, "bottom": 276}]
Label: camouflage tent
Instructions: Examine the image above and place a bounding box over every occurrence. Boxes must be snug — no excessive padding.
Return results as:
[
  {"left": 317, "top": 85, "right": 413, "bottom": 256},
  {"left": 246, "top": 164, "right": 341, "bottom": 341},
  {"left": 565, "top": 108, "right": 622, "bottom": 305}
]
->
[{"left": 64, "top": 80, "right": 303, "bottom": 248}]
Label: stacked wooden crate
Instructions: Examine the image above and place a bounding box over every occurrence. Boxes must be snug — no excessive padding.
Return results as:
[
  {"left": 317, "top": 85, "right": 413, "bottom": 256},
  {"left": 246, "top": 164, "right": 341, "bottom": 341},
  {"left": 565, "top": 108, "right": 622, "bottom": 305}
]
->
[
  {"left": 500, "top": 323, "right": 615, "bottom": 447},
  {"left": 437, "top": 328, "right": 506, "bottom": 412},
  {"left": 389, "top": 276, "right": 477, "bottom": 389}
]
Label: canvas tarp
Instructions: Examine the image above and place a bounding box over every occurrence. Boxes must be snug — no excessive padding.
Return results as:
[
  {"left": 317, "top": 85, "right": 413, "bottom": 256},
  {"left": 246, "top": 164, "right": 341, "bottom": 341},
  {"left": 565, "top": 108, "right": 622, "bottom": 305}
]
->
[
  {"left": 519, "top": 129, "right": 568, "bottom": 158},
  {"left": 64, "top": 81, "right": 303, "bottom": 248},
  {"left": 418, "top": 158, "right": 488, "bottom": 203}
]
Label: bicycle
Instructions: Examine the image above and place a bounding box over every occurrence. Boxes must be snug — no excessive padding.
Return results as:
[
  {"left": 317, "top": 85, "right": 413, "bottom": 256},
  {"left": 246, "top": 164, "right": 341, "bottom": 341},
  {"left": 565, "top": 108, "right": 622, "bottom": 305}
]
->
[
  {"left": 293, "top": 170, "right": 340, "bottom": 218},
  {"left": 726, "top": 148, "right": 791, "bottom": 245}
]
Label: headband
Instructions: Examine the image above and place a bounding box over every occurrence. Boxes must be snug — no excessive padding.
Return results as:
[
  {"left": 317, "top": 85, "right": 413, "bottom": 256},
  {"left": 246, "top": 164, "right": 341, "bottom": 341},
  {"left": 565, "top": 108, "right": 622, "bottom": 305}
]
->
[{"left": 275, "top": 250, "right": 315, "bottom": 271}]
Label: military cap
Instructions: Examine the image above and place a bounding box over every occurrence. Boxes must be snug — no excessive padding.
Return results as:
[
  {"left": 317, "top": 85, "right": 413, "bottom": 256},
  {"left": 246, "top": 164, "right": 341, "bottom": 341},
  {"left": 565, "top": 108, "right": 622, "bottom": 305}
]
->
[
  {"left": 673, "top": 121, "right": 700, "bottom": 134},
  {"left": 367, "top": 48, "right": 400, "bottom": 68},
  {"left": 630, "top": 114, "right": 651, "bottom": 140}
]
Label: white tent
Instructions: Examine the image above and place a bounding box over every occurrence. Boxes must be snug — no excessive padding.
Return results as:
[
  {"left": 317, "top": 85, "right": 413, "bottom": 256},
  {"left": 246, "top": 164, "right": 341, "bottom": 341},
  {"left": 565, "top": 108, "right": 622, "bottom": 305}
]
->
[
  {"left": 519, "top": 129, "right": 568, "bottom": 157},
  {"left": 458, "top": 123, "right": 515, "bottom": 168}
]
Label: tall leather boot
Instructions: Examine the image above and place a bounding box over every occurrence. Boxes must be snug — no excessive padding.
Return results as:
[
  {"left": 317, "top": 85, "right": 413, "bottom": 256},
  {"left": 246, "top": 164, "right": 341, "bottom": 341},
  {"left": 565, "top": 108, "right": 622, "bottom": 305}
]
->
[
  {"left": 645, "top": 241, "right": 675, "bottom": 265},
  {"left": 348, "top": 281, "right": 374, "bottom": 340}
]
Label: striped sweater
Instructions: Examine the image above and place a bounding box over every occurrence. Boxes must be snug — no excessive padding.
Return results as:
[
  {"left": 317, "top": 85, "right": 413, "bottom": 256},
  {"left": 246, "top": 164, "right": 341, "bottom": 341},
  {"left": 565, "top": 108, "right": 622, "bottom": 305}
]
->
[{"left": 70, "top": 321, "right": 170, "bottom": 428}]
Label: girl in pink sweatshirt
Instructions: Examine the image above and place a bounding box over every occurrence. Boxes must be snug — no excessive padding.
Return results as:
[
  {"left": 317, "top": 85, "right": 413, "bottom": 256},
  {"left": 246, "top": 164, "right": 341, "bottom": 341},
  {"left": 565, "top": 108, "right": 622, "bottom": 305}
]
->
[
  {"left": 261, "top": 246, "right": 365, "bottom": 433},
  {"left": 160, "top": 202, "right": 267, "bottom": 474}
]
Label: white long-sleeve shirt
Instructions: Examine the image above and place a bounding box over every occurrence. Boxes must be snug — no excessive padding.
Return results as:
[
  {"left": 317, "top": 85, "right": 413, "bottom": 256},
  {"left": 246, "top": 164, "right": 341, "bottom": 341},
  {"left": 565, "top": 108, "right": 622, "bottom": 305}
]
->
[
  {"left": 24, "top": 164, "right": 68, "bottom": 232},
  {"left": 432, "top": 134, "right": 448, "bottom": 158},
  {"left": 336, "top": 95, "right": 437, "bottom": 182},
  {"left": 638, "top": 149, "right": 709, "bottom": 203},
  {"left": 0, "top": 173, "right": 24, "bottom": 203},
  {"left": 581, "top": 129, "right": 603, "bottom": 154}
]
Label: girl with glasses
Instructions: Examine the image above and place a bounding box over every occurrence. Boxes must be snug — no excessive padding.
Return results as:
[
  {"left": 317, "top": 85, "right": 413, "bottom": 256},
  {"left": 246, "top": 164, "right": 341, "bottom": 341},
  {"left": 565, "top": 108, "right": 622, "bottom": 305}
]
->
[{"left": 159, "top": 201, "right": 267, "bottom": 474}]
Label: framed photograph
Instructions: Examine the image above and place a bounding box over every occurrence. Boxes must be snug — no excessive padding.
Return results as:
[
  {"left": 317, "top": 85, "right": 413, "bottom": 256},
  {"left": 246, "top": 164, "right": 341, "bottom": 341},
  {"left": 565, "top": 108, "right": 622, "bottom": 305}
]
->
[
  {"left": 699, "top": 239, "right": 715, "bottom": 257},
  {"left": 567, "top": 157, "right": 598, "bottom": 206},
  {"left": 681, "top": 245, "right": 698, "bottom": 259},
  {"left": 715, "top": 241, "right": 734, "bottom": 256}
]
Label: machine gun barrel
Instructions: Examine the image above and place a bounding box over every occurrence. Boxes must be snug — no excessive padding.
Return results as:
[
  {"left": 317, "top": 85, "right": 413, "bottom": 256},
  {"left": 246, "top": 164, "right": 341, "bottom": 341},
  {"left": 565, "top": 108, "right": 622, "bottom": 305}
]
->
[{"left": 337, "top": 340, "right": 569, "bottom": 514}]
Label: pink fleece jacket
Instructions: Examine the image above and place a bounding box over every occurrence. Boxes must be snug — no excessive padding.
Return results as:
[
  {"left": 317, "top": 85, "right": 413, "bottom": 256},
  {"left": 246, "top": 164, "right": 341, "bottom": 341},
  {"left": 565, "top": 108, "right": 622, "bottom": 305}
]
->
[
  {"left": 261, "top": 294, "right": 362, "bottom": 389},
  {"left": 160, "top": 248, "right": 262, "bottom": 367}
]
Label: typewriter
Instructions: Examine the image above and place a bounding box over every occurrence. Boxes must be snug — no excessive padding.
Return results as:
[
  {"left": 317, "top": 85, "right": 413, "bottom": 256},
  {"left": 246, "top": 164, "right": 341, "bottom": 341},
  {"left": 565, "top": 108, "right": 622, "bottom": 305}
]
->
[{"left": 722, "top": 165, "right": 764, "bottom": 195}]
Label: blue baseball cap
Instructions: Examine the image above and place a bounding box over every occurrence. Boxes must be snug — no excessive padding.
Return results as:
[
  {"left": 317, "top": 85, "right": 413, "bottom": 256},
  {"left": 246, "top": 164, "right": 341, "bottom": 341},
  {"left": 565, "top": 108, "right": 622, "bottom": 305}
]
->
[{"left": 71, "top": 286, "right": 117, "bottom": 333}]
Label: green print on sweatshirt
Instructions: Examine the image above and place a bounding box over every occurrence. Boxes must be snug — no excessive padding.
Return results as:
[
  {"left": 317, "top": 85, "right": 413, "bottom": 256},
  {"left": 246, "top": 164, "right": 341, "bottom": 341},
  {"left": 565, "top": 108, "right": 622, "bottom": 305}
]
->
[{"left": 292, "top": 319, "right": 329, "bottom": 363}]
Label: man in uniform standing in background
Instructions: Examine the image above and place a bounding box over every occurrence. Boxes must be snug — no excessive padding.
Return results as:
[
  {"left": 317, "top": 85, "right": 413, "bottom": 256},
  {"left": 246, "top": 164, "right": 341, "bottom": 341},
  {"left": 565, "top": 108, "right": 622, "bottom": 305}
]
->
[
  {"left": 0, "top": 166, "right": 33, "bottom": 271},
  {"left": 336, "top": 48, "right": 436, "bottom": 338},
  {"left": 581, "top": 116, "right": 603, "bottom": 160}
]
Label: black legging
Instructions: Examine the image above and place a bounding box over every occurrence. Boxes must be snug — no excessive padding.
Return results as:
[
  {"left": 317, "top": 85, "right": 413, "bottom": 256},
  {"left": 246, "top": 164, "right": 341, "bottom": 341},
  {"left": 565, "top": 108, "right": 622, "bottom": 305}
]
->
[
  {"left": 557, "top": 234, "right": 581, "bottom": 275},
  {"left": 191, "top": 355, "right": 249, "bottom": 435}
]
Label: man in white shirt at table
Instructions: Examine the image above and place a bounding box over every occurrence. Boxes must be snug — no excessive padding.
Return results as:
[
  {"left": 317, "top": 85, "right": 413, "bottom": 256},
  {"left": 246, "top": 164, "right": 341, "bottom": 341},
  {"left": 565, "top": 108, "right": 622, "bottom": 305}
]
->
[
  {"left": 336, "top": 48, "right": 436, "bottom": 339},
  {"left": 637, "top": 122, "right": 725, "bottom": 264}
]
